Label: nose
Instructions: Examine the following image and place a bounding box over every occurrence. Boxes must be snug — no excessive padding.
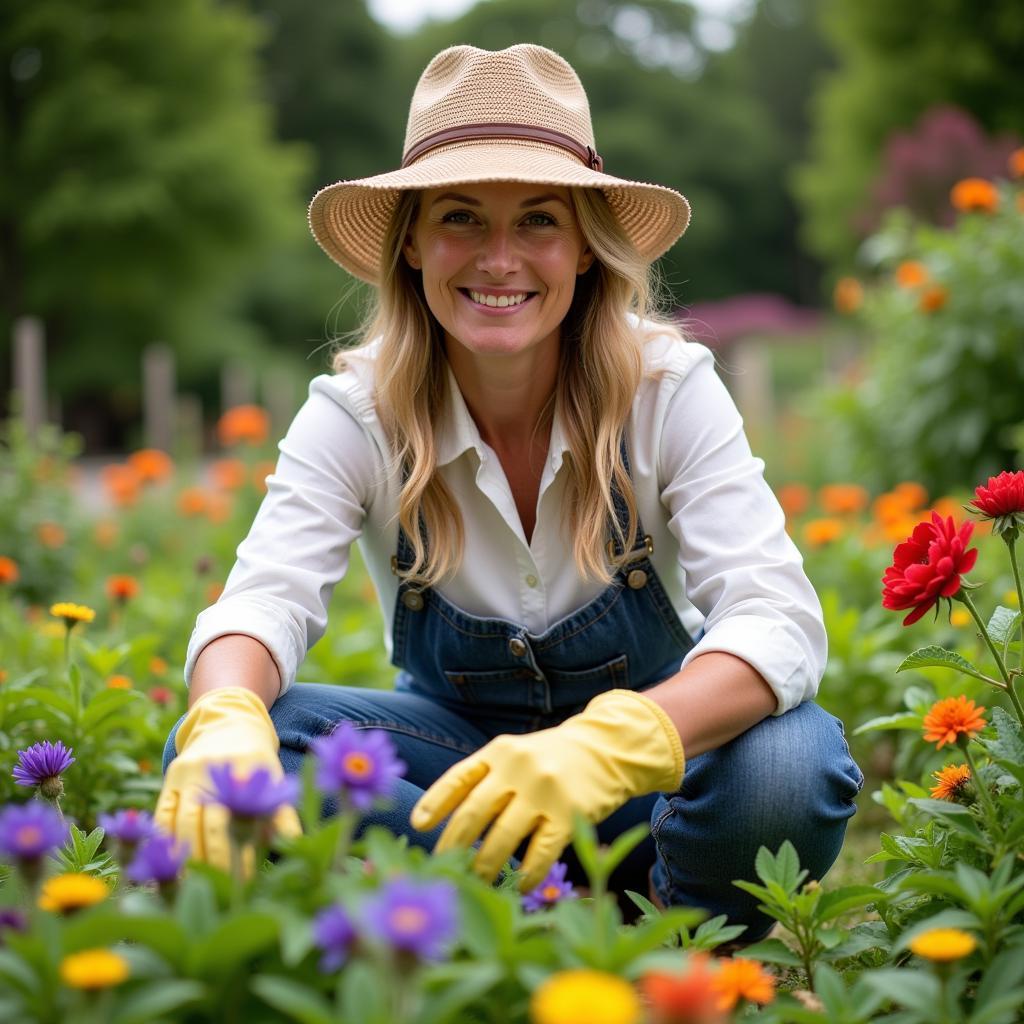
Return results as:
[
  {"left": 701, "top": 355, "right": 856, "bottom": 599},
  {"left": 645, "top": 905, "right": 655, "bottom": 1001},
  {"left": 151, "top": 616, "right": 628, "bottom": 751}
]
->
[{"left": 475, "top": 225, "right": 520, "bottom": 277}]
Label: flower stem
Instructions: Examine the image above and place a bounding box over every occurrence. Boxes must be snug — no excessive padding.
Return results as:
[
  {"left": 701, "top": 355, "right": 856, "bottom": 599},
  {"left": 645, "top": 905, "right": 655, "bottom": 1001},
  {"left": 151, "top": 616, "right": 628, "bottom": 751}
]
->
[
  {"left": 1007, "top": 535, "right": 1024, "bottom": 672},
  {"left": 958, "top": 591, "right": 1012, "bottom": 686},
  {"left": 962, "top": 742, "right": 999, "bottom": 834}
]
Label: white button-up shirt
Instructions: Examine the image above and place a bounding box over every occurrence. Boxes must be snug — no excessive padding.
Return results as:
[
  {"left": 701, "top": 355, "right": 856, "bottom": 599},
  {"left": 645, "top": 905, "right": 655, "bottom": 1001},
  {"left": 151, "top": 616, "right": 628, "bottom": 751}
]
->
[{"left": 185, "top": 331, "right": 826, "bottom": 714}]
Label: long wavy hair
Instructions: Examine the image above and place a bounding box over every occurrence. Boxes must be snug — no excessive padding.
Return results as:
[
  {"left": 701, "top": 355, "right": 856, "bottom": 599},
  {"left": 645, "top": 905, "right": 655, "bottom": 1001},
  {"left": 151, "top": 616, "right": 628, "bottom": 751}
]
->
[{"left": 331, "top": 186, "right": 685, "bottom": 587}]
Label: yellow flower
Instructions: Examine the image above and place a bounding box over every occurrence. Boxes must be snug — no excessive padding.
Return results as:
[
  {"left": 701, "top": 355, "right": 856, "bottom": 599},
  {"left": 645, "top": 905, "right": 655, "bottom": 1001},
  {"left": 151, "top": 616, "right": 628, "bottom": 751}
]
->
[
  {"left": 49, "top": 603, "right": 96, "bottom": 629},
  {"left": 909, "top": 927, "right": 977, "bottom": 962},
  {"left": 39, "top": 873, "right": 110, "bottom": 914},
  {"left": 106, "top": 675, "right": 133, "bottom": 690},
  {"left": 1003, "top": 590, "right": 1019, "bottom": 607},
  {"left": 60, "top": 949, "right": 129, "bottom": 990},
  {"left": 531, "top": 969, "right": 641, "bottom": 1024},
  {"left": 949, "top": 609, "right": 972, "bottom": 628}
]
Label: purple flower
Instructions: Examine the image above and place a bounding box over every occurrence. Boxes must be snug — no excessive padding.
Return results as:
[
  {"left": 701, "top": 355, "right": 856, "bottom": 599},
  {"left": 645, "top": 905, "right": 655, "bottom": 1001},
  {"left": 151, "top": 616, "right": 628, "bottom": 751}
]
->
[
  {"left": 99, "top": 808, "right": 156, "bottom": 846},
  {"left": 362, "top": 877, "right": 458, "bottom": 962},
  {"left": 13, "top": 741, "right": 75, "bottom": 798},
  {"left": 311, "top": 723, "right": 406, "bottom": 811},
  {"left": 0, "top": 908, "right": 28, "bottom": 945},
  {"left": 0, "top": 801, "right": 69, "bottom": 862},
  {"left": 312, "top": 904, "right": 358, "bottom": 972},
  {"left": 521, "top": 862, "right": 575, "bottom": 913},
  {"left": 203, "top": 763, "right": 299, "bottom": 821},
  {"left": 125, "top": 832, "right": 189, "bottom": 885}
]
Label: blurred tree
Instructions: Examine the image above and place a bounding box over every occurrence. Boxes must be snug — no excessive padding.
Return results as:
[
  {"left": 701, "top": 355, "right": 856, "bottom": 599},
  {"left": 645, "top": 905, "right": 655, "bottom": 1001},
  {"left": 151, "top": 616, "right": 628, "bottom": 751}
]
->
[
  {"left": 794, "top": 0, "right": 1024, "bottom": 269},
  {"left": 400, "top": 0, "right": 831, "bottom": 304},
  {"left": 0, "top": 0, "right": 308, "bottom": 447}
]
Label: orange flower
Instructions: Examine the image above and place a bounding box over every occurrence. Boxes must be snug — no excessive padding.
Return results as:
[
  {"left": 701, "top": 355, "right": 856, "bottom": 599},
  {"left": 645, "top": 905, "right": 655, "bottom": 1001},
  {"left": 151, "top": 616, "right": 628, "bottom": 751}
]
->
[
  {"left": 127, "top": 448, "right": 173, "bottom": 484},
  {"left": 93, "top": 520, "right": 119, "bottom": 548},
  {"left": 919, "top": 285, "right": 948, "bottom": 314},
  {"left": 100, "top": 464, "right": 142, "bottom": 507},
  {"left": 803, "top": 518, "right": 844, "bottom": 547},
  {"left": 252, "top": 460, "right": 276, "bottom": 493},
  {"left": 833, "top": 277, "right": 863, "bottom": 315},
  {"left": 177, "top": 488, "right": 208, "bottom": 517},
  {"left": 149, "top": 656, "right": 169, "bottom": 676},
  {"left": 137, "top": 758, "right": 153, "bottom": 773},
  {"left": 210, "top": 458, "right": 247, "bottom": 491},
  {"left": 217, "top": 405, "right": 270, "bottom": 447},
  {"left": 923, "top": 696, "right": 986, "bottom": 749},
  {"left": 892, "top": 482, "right": 928, "bottom": 510},
  {"left": 1010, "top": 148, "right": 1024, "bottom": 179},
  {"left": 930, "top": 763, "right": 971, "bottom": 800},
  {"left": 641, "top": 954, "right": 725, "bottom": 1024},
  {"left": 819, "top": 484, "right": 869, "bottom": 516},
  {"left": 205, "top": 492, "right": 232, "bottom": 524},
  {"left": 105, "top": 575, "right": 140, "bottom": 602},
  {"left": 106, "top": 675, "right": 133, "bottom": 690},
  {"left": 895, "top": 261, "right": 929, "bottom": 289},
  {"left": 0, "top": 556, "right": 19, "bottom": 584},
  {"left": 931, "top": 497, "right": 960, "bottom": 520},
  {"left": 0, "top": 669, "right": 8, "bottom": 685},
  {"left": 712, "top": 959, "right": 775, "bottom": 1011},
  {"left": 206, "top": 582, "right": 225, "bottom": 604},
  {"left": 950, "top": 178, "right": 998, "bottom": 214},
  {"left": 776, "top": 483, "right": 810, "bottom": 519},
  {"left": 37, "top": 522, "right": 67, "bottom": 549}
]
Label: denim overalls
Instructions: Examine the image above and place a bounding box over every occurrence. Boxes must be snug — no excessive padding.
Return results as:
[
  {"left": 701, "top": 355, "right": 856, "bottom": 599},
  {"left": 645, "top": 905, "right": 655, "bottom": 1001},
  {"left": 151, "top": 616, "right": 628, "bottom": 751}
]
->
[{"left": 164, "top": 435, "right": 863, "bottom": 937}]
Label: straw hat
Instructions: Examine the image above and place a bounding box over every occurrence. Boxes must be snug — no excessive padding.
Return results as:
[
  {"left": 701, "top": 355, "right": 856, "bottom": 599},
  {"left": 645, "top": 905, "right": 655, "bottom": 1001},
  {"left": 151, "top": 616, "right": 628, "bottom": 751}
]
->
[{"left": 308, "top": 44, "right": 691, "bottom": 284}]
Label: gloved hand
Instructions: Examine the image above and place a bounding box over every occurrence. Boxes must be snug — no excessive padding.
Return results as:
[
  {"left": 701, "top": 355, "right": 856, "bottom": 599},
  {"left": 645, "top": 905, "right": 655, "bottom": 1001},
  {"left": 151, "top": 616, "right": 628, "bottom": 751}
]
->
[
  {"left": 154, "top": 686, "right": 302, "bottom": 871},
  {"left": 410, "top": 688, "right": 685, "bottom": 891}
]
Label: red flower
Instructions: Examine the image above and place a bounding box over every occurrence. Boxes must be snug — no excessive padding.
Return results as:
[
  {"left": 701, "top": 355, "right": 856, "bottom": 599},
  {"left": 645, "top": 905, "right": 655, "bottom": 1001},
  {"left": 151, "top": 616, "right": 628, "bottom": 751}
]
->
[
  {"left": 881, "top": 512, "right": 978, "bottom": 625},
  {"left": 970, "top": 471, "right": 1024, "bottom": 518},
  {"left": 149, "top": 687, "right": 174, "bottom": 707}
]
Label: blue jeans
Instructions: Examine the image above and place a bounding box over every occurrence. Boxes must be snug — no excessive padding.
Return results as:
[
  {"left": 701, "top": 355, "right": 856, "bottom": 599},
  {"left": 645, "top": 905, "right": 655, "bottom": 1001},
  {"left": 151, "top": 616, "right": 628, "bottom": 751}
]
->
[{"left": 162, "top": 684, "right": 863, "bottom": 940}]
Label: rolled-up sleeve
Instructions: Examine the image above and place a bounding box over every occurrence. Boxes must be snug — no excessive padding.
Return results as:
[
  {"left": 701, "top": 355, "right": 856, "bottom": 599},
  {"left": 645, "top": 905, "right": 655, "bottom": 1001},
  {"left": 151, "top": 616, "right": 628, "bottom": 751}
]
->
[
  {"left": 658, "top": 352, "right": 826, "bottom": 713},
  {"left": 184, "top": 378, "right": 378, "bottom": 694}
]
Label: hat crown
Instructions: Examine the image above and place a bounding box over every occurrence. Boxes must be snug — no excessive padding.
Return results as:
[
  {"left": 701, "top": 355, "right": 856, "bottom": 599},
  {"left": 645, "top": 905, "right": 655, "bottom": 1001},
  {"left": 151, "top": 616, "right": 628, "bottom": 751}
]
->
[{"left": 403, "top": 44, "right": 596, "bottom": 157}]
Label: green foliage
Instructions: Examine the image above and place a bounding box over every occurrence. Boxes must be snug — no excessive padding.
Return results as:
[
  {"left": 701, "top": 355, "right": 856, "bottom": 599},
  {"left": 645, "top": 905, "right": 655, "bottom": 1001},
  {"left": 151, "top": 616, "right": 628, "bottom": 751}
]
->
[{"left": 815, "top": 189, "right": 1024, "bottom": 494}]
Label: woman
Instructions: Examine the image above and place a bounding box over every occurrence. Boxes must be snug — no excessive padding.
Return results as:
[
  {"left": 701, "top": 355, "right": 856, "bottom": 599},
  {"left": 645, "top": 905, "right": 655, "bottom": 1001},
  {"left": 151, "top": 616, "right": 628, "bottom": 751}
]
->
[{"left": 156, "top": 44, "right": 862, "bottom": 938}]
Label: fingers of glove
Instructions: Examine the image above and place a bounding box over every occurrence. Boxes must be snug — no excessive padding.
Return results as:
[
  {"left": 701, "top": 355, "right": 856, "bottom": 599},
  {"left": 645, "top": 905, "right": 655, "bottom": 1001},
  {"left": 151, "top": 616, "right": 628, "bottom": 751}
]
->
[
  {"left": 410, "top": 758, "right": 489, "bottom": 832},
  {"left": 517, "top": 821, "right": 572, "bottom": 892},
  {"left": 176, "top": 790, "right": 231, "bottom": 870},
  {"left": 271, "top": 804, "right": 303, "bottom": 841},
  {"left": 434, "top": 778, "right": 512, "bottom": 855},
  {"left": 472, "top": 804, "right": 540, "bottom": 884},
  {"left": 153, "top": 783, "right": 180, "bottom": 841}
]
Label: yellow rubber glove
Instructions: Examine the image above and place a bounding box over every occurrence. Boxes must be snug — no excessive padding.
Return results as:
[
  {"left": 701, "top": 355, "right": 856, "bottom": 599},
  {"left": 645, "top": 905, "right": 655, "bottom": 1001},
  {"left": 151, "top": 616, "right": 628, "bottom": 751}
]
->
[
  {"left": 410, "top": 688, "right": 684, "bottom": 892},
  {"left": 154, "top": 686, "right": 302, "bottom": 871}
]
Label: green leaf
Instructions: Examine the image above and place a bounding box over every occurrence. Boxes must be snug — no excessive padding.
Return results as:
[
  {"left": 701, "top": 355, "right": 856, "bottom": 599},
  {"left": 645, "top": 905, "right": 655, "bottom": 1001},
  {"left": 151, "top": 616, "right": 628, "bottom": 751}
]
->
[
  {"left": 110, "top": 980, "right": 206, "bottom": 1024},
  {"left": 853, "top": 712, "right": 922, "bottom": 735},
  {"left": 815, "top": 884, "right": 885, "bottom": 922},
  {"left": 894, "top": 910, "right": 982, "bottom": 951},
  {"left": 907, "top": 798, "right": 986, "bottom": 842},
  {"left": 82, "top": 688, "right": 142, "bottom": 731},
  {"left": 601, "top": 823, "right": 650, "bottom": 877},
  {"left": 175, "top": 874, "right": 218, "bottom": 939},
  {"left": 739, "top": 937, "right": 802, "bottom": 966},
  {"left": 419, "top": 962, "right": 504, "bottom": 1024},
  {"left": 62, "top": 912, "right": 188, "bottom": 970},
  {"left": 862, "top": 968, "right": 941, "bottom": 1010},
  {"left": 570, "top": 812, "right": 600, "bottom": 884},
  {"left": 983, "top": 706, "right": 1024, "bottom": 765},
  {"left": 340, "top": 960, "right": 388, "bottom": 1024},
  {"left": 754, "top": 840, "right": 805, "bottom": 894},
  {"left": 974, "top": 946, "right": 1024, "bottom": 1011},
  {"left": 250, "top": 975, "right": 334, "bottom": 1024},
  {"left": 897, "top": 646, "right": 985, "bottom": 678},
  {"left": 189, "top": 912, "right": 280, "bottom": 977},
  {"left": 986, "top": 607, "right": 1019, "bottom": 646}
]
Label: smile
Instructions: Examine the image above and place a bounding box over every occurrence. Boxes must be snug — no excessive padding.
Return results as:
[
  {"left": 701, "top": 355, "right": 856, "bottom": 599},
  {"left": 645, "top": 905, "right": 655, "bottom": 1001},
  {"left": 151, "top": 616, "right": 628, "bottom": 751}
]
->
[{"left": 461, "top": 289, "right": 535, "bottom": 309}]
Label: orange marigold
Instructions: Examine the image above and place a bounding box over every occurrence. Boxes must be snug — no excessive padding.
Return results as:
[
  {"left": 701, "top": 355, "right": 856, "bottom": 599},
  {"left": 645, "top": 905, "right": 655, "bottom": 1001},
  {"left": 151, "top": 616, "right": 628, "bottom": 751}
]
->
[
  {"left": 892, "top": 482, "right": 929, "bottom": 510},
  {"left": 217, "top": 404, "right": 270, "bottom": 447},
  {"left": 37, "top": 522, "right": 67, "bottom": 549},
  {"left": 712, "top": 959, "right": 775, "bottom": 1011},
  {"left": 819, "top": 484, "right": 870, "bottom": 515},
  {"left": 833, "top": 277, "right": 863, "bottom": 315},
  {"left": 205, "top": 492, "right": 233, "bottom": 524},
  {"left": 641, "top": 954, "right": 724, "bottom": 1024},
  {"left": 149, "top": 656, "right": 169, "bottom": 675},
  {"left": 776, "top": 483, "right": 810, "bottom": 519},
  {"left": 252, "top": 460, "right": 276, "bottom": 493},
  {"left": 105, "top": 575, "right": 140, "bottom": 602},
  {"left": 127, "top": 448, "right": 173, "bottom": 483},
  {"left": 1007, "top": 147, "right": 1024, "bottom": 179},
  {"left": 919, "top": 285, "right": 949, "bottom": 314},
  {"left": 210, "top": 458, "right": 247, "bottom": 491},
  {"left": 0, "top": 556, "right": 19, "bottom": 584},
  {"left": 100, "top": 464, "right": 142, "bottom": 507},
  {"left": 93, "top": 520, "right": 119, "bottom": 548},
  {"left": 895, "top": 261, "right": 929, "bottom": 289},
  {"left": 177, "top": 488, "right": 208, "bottom": 517},
  {"left": 950, "top": 178, "right": 998, "bottom": 214},
  {"left": 930, "top": 763, "right": 971, "bottom": 800},
  {"left": 923, "top": 696, "right": 986, "bottom": 749},
  {"left": 803, "top": 518, "right": 844, "bottom": 547},
  {"left": 106, "top": 675, "right": 133, "bottom": 690}
]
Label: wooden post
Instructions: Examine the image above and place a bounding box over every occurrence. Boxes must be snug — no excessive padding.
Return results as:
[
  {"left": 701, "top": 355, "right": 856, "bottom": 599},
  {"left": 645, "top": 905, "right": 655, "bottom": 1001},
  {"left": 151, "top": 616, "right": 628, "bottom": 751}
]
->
[
  {"left": 175, "top": 393, "right": 204, "bottom": 459},
  {"left": 262, "top": 367, "right": 296, "bottom": 439},
  {"left": 221, "top": 361, "right": 256, "bottom": 412},
  {"left": 13, "top": 316, "right": 46, "bottom": 439},
  {"left": 142, "top": 343, "right": 175, "bottom": 451}
]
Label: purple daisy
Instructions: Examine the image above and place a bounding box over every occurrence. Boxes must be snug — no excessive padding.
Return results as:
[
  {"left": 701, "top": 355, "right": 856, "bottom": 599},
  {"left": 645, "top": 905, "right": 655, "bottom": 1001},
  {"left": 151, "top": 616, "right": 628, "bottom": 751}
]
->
[
  {"left": 0, "top": 801, "right": 69, "bottom": 862},
  {"left": 312, "top": 904, "right": 359, "bottom": 972},
  {"left": 521, "top": 862, "right": 576, "bottom": 913},
  {"left": 361, "top": 877, "right": 458, "bottom": 962},
  {"left": 311, "top": 723, "right": 406, "bottom": 811},
  {"left": 125, "top": 832, "right": 190, "bottom": 885},
  {"left": 202, "top": 763, "right": 300, "bottom": 821},
  {"left": 99, "top": 808, "right": 157, "bottom": 846},
  {"left": 13, "top": 741, "right": 75, "bottom": 799}
]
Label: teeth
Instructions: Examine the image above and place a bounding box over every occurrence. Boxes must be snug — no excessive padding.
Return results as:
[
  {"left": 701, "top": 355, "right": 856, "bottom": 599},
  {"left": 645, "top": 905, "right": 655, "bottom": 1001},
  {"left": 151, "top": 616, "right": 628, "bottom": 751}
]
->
[{"left": 469, "top": 290, "right": 529, "bottom": 307}]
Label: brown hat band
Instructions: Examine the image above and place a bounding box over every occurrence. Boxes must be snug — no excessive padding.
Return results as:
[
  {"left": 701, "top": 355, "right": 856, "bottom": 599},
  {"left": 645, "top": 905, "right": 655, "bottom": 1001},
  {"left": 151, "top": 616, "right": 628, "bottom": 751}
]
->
[{"left": 402, "top": 122, "right": 604, "bottom": 172}]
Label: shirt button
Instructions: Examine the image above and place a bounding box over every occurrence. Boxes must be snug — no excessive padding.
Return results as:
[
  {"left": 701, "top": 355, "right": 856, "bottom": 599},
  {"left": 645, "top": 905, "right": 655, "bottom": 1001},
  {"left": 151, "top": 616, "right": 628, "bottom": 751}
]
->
[
  {"left": 402, "top": 590, "right": 425, "bottom": 610},
  {"left": 508, "top": 637, "right": 527, "bottom": 657},
  {"left": 525, "top": 574, "right": 538, "bottom": 588},
  {"left": 627, "top": 569, "right": 648, "bottom": 590}
]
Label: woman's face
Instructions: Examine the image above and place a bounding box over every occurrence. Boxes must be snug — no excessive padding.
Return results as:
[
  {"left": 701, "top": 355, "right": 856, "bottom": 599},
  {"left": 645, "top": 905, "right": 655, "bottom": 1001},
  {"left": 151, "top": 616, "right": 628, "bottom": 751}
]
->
[{"left": 402, "top": 182, "right": 594, "bottom": 360}]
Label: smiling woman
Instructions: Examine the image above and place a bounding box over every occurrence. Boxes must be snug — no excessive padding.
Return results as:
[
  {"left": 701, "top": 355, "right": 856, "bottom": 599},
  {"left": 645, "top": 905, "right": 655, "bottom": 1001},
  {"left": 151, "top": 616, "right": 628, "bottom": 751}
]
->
[{"left": 157, "top": 44, "right": 859, "bottom": 939}]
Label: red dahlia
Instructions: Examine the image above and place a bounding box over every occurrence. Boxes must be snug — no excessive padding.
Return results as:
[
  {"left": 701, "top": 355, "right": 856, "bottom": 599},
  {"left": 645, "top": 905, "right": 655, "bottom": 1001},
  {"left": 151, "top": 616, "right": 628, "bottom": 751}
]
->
[
  {"left": 970, "top": 470, "right": 1024, "bottom": 524},
  {"left": 881, "top": 512, "right": 978, "bottom": 625}
]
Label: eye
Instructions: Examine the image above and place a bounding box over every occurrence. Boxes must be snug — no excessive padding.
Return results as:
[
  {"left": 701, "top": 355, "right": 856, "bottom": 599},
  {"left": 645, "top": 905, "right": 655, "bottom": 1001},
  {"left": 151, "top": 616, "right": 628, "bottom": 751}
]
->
[
  {"left": 523, "top": 211, "right": 557, "bottom": 227},
  {"left": 440, "top": 210, "right": 476, "bottom": 224}
]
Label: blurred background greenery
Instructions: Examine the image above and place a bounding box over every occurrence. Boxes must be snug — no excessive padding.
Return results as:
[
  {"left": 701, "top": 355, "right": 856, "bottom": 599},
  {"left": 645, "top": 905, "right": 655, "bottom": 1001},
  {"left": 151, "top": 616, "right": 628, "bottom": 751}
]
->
[{"left": 3, "top": 0, "right": 1022, "bottom": 486}]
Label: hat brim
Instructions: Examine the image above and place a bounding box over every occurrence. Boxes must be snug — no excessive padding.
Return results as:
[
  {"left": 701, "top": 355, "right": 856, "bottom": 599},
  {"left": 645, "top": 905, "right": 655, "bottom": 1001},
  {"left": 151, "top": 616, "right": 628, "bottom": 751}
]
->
[{"left": 308, "top": 139, "right": 691, "bottom": 284}]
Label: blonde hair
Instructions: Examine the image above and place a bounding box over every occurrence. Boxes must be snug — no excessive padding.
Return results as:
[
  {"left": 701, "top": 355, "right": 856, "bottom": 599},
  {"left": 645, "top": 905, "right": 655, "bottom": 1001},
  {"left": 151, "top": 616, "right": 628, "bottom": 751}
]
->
[{"left": 331, "top": 187, "right": 685, "bottom": 587}]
